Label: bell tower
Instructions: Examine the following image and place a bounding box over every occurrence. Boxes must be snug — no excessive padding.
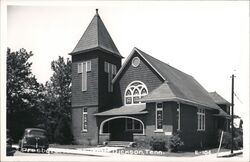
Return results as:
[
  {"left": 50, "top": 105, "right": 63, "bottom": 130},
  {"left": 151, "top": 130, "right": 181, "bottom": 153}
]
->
[{"left": 70, "top": 9, "right": 123, "bottom": 144}]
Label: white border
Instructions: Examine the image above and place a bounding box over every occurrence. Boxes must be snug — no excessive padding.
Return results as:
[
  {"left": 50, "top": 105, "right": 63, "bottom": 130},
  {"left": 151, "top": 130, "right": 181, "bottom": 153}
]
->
[{"left": 1, "top": 1, "right": 249, "bottom": 161}]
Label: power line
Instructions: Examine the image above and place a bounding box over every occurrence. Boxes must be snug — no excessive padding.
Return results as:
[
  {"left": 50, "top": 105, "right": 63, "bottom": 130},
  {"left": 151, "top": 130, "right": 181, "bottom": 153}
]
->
[{"left": 234, "top": 92, "right": 243, "bottom": 104}]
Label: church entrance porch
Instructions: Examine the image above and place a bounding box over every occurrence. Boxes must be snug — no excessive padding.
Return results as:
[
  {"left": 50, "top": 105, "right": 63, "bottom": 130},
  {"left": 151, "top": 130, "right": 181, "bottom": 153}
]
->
[{"left": 99, "top": 116, "right": 144, "bottom": 142}]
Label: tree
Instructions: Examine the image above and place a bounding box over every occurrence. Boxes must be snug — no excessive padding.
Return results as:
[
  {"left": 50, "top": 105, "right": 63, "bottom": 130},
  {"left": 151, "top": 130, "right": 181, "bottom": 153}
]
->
[
  {"left": 43, "top": 56, "right": 72, "bottom": 144},
  {"left": 7, "top": 48, "right": 44, "bottom": 142}
]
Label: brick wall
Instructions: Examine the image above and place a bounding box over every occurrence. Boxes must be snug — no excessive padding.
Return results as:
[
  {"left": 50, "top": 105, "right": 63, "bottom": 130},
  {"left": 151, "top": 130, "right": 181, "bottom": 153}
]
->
[
  {"left": 205, "top": 108, "right": 218, "bottom": 147},
  {"left": 71, "top": 51, "right": 99, "bottom": 107},
  {"left": 71, "top": 50, "right": 122, "bottom": 144},
  {"left": 71, "top": 106, "right": 99, "bottom": 145},
  {"left": 96, "top": 101, "right": 218, "bottom": 148},
  {"left": 145, "top": 102, "right": 175, "bottom": 137},
  {"left": 179, "top": 103, "right": 218, "bottom": 149},
  {"left": 144, "top": 102, "right": 219, "bottom": 149},
  {"left": 98, "top": 54, "right": 122, "bottom": 111},
  {"left": 71, "top": 50, "right": 121, "bottom": 108}
]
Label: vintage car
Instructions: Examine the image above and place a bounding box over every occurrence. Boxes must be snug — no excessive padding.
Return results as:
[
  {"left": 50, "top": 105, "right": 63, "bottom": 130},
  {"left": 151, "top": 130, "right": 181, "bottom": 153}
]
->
[{"left": 19, "top": 128, "right": 49, "bottom": 152}]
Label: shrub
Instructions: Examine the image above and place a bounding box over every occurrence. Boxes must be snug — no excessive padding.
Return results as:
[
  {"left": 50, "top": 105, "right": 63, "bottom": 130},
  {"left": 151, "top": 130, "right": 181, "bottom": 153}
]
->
[
  {"left": 234, "top": 128, "right": 243, "bottom": 148},
  {"left": 138, "top": 141, "right": 148, "bottom": 149},
  {"left": 234, "top": 135, "right": 243, "bottom": 148},
  {"left": 218, "top": 129, "right": 243, "bottom": 150},
  {"left": 151, "top": 141, "right": 166, "bottom": 151},
  {"left": 144, "top": 133, "right": 185, "bottom": 152},
  {"left": 134, "top": 137, "right": 151, "bottom": 149},
  {"left": 168, "top": 131, "right": 184, "bottom": 152},
  {"left": 149, "top": 136, "right": 169, "bottom": 151}
]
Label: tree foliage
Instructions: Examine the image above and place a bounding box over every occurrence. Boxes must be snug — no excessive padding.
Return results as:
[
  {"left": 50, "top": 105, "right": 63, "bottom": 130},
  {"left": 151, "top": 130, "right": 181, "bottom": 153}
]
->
[
  {"left": 7, "top": 48, "right": 44, "bottom": 142},
  {"left": 43, "top": 56, "right": 73, "bottom": 144},
  {"left": 7, "top": 48, "right": 73, "bottom": 144}
]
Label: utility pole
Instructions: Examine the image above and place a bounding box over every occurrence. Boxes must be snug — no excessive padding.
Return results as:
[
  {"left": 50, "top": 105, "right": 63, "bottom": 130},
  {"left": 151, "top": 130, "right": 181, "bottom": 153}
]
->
[{"left": 231, "top": 74, "right": 235, "bottom": 154}]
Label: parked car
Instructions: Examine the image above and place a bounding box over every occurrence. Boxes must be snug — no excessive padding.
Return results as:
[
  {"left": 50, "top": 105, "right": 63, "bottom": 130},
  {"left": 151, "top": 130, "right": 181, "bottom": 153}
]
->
[
  {"left": 19, "top": 128, "right": 49, "bottom": 152},
  {"left": 6, "top": 129, "right": 16, "bottom": 156}
]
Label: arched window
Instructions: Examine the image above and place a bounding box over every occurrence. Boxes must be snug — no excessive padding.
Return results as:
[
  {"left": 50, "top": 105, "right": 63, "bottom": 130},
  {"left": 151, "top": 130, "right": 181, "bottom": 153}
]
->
[{"left": 125, "top": 81, "right": 148, "bottom": 105}]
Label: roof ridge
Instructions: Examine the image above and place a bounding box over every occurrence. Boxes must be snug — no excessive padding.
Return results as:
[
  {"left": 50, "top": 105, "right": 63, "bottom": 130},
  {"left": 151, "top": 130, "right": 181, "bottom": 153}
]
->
[
  {"left": 96, "top": 9, "right": 100, "bottom": 48},
  {"left": 135, "top": 48, "right": 193, "bottom": 79}
]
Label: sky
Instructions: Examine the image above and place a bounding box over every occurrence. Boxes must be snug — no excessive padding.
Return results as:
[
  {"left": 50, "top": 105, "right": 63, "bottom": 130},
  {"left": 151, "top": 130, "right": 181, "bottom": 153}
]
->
[{"left": 5, "top": 1, "right": 249, "bottom": 120}]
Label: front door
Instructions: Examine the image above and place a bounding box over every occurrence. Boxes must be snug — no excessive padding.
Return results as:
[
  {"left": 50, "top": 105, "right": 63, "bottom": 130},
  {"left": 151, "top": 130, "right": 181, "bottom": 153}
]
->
[{"left": 109, "top": 118, "right": 133, "bottom": 141}]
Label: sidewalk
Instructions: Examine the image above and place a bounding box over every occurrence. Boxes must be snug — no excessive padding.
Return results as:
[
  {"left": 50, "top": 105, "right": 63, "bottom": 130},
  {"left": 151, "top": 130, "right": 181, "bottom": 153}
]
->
[
  {"left": 193, "top": 149, "right": 243, "bottom": 160},
  {"left": 48, "top": 146, "right": 243, "bottom": 158},
  {"left": 47, "top": 146, "right": 124, "bottom": 157},
  {"left": 14, "top": 144, "right": 244, "bottom": 160}
]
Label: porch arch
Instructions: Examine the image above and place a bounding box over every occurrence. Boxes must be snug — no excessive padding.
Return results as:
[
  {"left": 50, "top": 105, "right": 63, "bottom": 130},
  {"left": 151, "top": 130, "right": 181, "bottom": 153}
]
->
[{"left": 99, "top": 116, "right": 145, "bottom": 135}]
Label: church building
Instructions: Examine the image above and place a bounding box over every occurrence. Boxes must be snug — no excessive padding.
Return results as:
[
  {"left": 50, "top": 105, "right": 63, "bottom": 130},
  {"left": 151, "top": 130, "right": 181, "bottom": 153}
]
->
[{"left": 70, "top": 9, "right": 230, "bottom": 149}]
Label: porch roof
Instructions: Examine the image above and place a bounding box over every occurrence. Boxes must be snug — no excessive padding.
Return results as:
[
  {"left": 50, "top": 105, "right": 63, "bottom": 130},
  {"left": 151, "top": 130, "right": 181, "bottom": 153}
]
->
[
  {"left": 213, "top": 109, "right": 231, "bottom": 119},
  {"left": 140, "top": 81, "right": 220, "bottom": 110},
  {"left": 94, "top": 104, "right": 148, "bottom": 116}
]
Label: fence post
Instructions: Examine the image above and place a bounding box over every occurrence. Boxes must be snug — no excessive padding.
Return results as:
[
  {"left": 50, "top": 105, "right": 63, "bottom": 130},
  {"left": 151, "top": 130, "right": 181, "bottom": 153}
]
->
[{"left": 217, "top": 130, "right": 224, "bottom": 157}]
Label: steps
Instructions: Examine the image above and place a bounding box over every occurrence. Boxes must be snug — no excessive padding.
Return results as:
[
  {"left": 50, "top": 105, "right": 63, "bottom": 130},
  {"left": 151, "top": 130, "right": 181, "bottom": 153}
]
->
[{"left": 107, "top": 141, "right": 135, "bottom": 147}]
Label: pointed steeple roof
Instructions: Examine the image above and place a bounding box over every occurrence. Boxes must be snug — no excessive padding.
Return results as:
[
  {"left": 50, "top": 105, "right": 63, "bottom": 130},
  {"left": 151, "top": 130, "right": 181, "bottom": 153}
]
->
[{"left": 70, "top": 9, "right": 122, "bottom": 58}]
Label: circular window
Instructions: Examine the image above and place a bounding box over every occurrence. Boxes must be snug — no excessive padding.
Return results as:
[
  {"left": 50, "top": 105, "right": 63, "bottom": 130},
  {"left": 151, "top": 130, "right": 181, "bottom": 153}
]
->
[{"left": 132, "top": 57, "right": 140, "bottom": 67}]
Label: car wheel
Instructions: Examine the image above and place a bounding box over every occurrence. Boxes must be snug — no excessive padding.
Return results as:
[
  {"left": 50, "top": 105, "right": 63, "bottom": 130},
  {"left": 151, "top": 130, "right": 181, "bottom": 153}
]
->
[
  {"left": 19, "top": 145, "right": 22, "bottom": 152},
  {"left": 18, "top": 140, "right": 22, "bottom": 151},
  {"left": 19, "top": 143, "right": 24, "bottom": 153}
]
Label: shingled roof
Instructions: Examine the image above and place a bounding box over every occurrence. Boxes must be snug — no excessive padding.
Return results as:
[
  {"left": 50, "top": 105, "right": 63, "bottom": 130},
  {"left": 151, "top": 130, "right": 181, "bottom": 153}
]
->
[
  {"left": 113, "top": 47, "right": 221, "bottom": 110},
  {"left": 209, "top": 92, "right": 231, "bottom": 105},
  {"left": 139, "top": 49, "right": 221, "bottom": 109},
  {"left": 94, "top": 104, "right": 148, "bottom": 116},
  {"left": 70, "top": 9, "right": 122, "bottom": 58}
]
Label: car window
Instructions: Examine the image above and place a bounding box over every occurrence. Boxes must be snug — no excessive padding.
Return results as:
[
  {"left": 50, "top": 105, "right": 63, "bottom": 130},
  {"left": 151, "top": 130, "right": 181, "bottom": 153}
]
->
[
  {"left": 24, "top": 131, "right": 28, "bottom": 136},
  {"left": 29, "top": 130, "right": 45, "bottom": 136}
]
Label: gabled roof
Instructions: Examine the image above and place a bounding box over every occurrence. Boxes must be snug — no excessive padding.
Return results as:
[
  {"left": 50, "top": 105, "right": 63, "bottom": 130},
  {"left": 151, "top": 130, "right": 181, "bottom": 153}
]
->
[
  {"left": 70, "top": 9, "right": 122, "bottom": 58},
  {"left": 94, "top": 104, "right": 147, "bottom": 116},
  {"left": 114, "top": 47, "right": 220, "bottom": 110},
  {"left": 209, "top": 92, "right": 231, "bottom": 105},
  {"left": 138, "top": 49, "right": 221, "bottom": 109},
  {"left": 112, "top": 47, "right": 165, "bottom": 83}
]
